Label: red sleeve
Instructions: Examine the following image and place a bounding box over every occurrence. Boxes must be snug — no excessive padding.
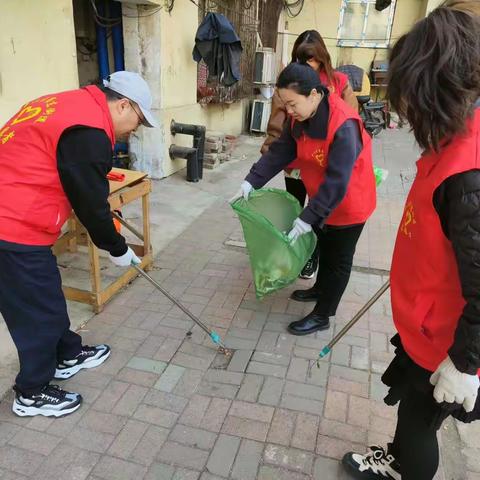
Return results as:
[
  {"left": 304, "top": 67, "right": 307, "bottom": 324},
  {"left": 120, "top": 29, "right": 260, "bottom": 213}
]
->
[{"left": 333, "top": 71, "right": 349, "bottom": 93}]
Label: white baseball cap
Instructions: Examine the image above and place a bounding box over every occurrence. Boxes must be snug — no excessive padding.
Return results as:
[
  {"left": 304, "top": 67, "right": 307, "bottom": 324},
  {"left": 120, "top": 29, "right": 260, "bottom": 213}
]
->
[{"left": 103, "top": 71, "right": 158, "bottom": 128}]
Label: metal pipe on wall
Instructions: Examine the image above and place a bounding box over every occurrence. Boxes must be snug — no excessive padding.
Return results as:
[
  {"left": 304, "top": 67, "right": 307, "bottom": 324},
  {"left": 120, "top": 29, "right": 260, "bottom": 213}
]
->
[
  {"left": 95, "top": 0, "right": 110, "bottom": 80},
  {"left": 110, "top": 0, "right": 125, "bottom": 71}
]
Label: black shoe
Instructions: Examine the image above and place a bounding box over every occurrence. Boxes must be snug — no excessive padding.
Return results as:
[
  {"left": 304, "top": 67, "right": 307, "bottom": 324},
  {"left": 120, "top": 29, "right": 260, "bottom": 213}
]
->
[
  {"left": 55, "top": 344, "right": 111, "bottom": 380},
  {"left": 290, "top": 287, "right": 321, "bottom": 302},
  {"left": 12, "top": 384, "right": 82, "bottom": 418},
  {"left": 342, "top": 445, "right": 401, "bottom": 479},
  {"left": 300, "top": 256, "right": 318, "bottom": 279},
  {"left": 287, "top": 313, "right": 330, "bottom": 336}
]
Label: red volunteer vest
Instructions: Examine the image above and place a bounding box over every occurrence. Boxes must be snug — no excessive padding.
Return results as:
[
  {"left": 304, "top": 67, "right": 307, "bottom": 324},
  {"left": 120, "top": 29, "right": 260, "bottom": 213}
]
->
[
  {"left": 0, "top": 86, "right": 115, "bottom": 245},
  {"left": 290, "top": 93, "right": 376, "bottom": 226},
  {"left": 390, "top": 108, "right": 480, "bottom": 374},
  {"left": 319, "top": 70, "right": 348, "bottom": 98}
]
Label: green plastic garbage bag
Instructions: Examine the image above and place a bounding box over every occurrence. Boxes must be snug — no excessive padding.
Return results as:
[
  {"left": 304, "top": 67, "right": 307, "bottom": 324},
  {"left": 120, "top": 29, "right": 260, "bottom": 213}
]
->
[
  {"left": 374, "top": 166, "right": 389, "bottom": 186},
  {"left": 231, "top": 188, "right": 317, "bottom": 299}
]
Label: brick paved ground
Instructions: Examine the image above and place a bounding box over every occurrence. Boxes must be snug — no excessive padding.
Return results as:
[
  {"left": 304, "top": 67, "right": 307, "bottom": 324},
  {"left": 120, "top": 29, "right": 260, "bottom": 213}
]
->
[{"left": 0, "top": 130, "right": 479, "bottom": 479}]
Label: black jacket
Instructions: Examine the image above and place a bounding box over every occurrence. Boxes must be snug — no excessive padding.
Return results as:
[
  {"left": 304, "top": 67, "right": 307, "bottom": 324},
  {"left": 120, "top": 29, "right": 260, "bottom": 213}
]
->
[
  {"left": 192, "top": 12, "right": 242, "bottom": 87},
  {"left": 433, "top": 170, "right": 480, "bottom": 375}
]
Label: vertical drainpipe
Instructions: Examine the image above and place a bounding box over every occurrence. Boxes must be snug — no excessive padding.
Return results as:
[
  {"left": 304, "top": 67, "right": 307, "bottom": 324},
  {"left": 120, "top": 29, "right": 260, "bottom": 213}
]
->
[
  {"left": 95, "top": 0, "right": 110, "bottom": 80},
  {"left": 110, "top": 0, "right": 125, "bottom": 72}
]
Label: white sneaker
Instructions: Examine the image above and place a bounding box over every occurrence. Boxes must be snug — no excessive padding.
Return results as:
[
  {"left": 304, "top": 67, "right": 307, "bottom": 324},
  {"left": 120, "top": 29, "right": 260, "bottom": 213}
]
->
[
  {"left": 54, "top": 344, "right": 111, "bottom": 380},
  {"left": 13, "top": 384, "right": 82, "bottom": 418},
  {"left": 342, "top": 445, "right": 401, "bottom": 479}
]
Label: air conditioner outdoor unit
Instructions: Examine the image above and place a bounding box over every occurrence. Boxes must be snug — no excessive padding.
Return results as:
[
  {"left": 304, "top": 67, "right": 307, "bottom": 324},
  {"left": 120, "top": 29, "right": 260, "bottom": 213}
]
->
[
  {"left": 250, "top": 99, "right": 272, "bottom": 133},
  {"left": 253, "top": 48, "right": 276, "bottom": 85}
]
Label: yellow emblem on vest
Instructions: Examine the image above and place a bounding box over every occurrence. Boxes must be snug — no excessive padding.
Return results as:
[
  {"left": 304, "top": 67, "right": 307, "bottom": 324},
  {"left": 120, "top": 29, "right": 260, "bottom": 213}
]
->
[
  {"left": 312, "top": 148, "right": 326, "bottom": 167},
  {"left": 400, "top": 201, "right": 416, "bottom": 238}
]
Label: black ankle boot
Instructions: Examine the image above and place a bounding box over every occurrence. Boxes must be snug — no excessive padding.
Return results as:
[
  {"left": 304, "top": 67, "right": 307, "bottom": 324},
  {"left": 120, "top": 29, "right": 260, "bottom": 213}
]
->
[{"left": 287, "top": 312, "right": 330, "bottom": 336}]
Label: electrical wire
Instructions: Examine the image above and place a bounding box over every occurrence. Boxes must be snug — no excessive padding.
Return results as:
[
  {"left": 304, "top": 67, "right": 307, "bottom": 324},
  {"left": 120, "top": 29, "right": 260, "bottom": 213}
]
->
[{"left": 283, "top": 0, "right": 305, "bottom": 18}]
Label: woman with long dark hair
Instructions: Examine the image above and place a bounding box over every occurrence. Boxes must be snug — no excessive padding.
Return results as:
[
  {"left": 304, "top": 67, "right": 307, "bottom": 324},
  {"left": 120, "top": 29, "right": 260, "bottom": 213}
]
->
[
  {"left": 343, "top": 7, "right": 480, "bottom": 480},
  {"left": 232, "top": 62, "right": 375, "bottom": 336},
  {"left": 261, "top": 30, "right": 358, "bottom": 280}
]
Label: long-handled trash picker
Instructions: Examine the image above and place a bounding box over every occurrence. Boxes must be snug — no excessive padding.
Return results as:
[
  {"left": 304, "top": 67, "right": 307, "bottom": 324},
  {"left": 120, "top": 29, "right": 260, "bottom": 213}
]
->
[
  {"left": 110, "top": 212, "right": 230, "bottom": 354},
  {"left": 132, "top": 264, "right": 230, "bottom": 355},
  {"left": 314, "top": 280, "right": 390, "bottom": 367}
]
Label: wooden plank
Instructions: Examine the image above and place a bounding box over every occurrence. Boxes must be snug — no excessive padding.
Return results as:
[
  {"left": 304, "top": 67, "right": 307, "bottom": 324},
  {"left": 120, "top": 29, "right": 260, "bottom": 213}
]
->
[
  {"left": 108, "top": 180, "right": 151, "bottom": 210},
  {"left": 88, "top": 239, "right": 102, "bottom": 310},
  {"left": 62, "top": 286, "right": 93, "bottom": 304},
  {"left": 142, "top": 191, "right": 151, "bottom": 257},
  {"left": 109, "top": 168, "right": 148, "bottom": 194}
]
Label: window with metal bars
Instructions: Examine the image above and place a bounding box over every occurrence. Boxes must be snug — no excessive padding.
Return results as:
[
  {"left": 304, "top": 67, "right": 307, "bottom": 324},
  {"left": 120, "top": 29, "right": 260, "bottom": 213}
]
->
[{"left": 337, "top": 0, "right": 397, "bottom": 48}]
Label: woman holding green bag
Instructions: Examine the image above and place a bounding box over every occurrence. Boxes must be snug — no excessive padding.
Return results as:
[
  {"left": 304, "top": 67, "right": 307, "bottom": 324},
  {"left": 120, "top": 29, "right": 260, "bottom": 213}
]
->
[{"left": 233, "top": 62, "right": 376, "bottom": 335}]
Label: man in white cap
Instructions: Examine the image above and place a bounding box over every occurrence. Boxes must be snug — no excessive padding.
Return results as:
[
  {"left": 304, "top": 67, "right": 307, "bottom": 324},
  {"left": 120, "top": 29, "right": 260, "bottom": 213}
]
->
[{"left": 0, "top": 71, "right": 157, "bottom": 417}]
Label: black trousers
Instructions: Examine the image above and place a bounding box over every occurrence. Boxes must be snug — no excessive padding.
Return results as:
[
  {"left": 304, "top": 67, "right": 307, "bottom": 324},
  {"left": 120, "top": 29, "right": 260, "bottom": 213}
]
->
[
  {"left": 390, "top": 387, "right": 440, "bottom": 480},
  {"left": 312, "top": 224, "right": 365, "bottom": 316},
  {"left": 285, "top": 176, "right": 307, "bottom": 207},
  {"left": 0, "top": 248, "right": 82, "bottom": 395}
]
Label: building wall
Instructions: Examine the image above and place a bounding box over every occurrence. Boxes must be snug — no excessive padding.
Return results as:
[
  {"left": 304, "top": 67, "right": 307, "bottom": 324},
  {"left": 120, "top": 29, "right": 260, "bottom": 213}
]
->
[
  {"left": 124, "top": 1, "right": 245, "bottom": 178},
  {"left": 0, "top": 0, "right": 79, "bottom": 125}
]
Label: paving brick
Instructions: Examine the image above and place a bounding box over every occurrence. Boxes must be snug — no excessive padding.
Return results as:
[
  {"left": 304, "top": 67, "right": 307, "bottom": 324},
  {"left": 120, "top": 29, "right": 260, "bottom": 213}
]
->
[
  {"left": 154, "top": 364, "right": 186, "bottom": 392},
  {"left": 66, "top": 426, "right": 115, "bottom": 454},
  {"left": 180, "top": 394, "right": 211, "bottom": 427},
  {"left": 237, "top": 374, "right": 264, "bottom": 402},
  {"left": 93, "top": 455, "right": 147, "bottom": 480},
  {"left": 348, "top": 395, "right": 371, "bottom": 428},
  {"left": 256, "top": 332, "right": 279, "bottom": 352},
  {"left": 112, "top": 384, "right": 149, "bottom": 416},
  {"left": 133, "top": 404, "right": 178, "bottom": 428},
  {"left": 145, "top": 463, "right": 175, "bottom": 480},
  {"left": 92, "top": 380, "right": 130, "bottom": 413},
  {"left": 222, "top": 416, "right": 270, "bottom": 442},
  {"left": 258, "top": 377, "right": 284, "bottom": 406},
  {"left": 174, "top": 368, "right": 204, "bottom": 397},
  {"left": 313, "top": 456, "right": 350, "bottom": 480},
  {"left": 0, "top": 423, "right": 21, "bottom": 447},
  {"left": 227, "top": 350, "right": 253, "bottom": 372},
  {"left": 154, "top": 337, "right": 184, "bottom": 362},
  {"left": 28, "top": 443, "right": 81, "bottom": 480},
  {"left": 264, "top": 444, "right": 314, "bottom": 474},
  {"left": 63, "top": 449, "right": 100, "bottom": 480},
  {"left": 284, "top": 381, "right": 325, "bottom": 401},
  {"left": 231, "top": 439, "right": 263, "bottom": 480},
  {"left": 200, "top": 474, "right": 225, "bottom": 480},
  {"left": 0, "top": 445, "right": 47, "bottom": 475},
  {"left": 252, "top": 351, "right": 290, "bottom": 366},
  {"left": 229, "top": 400, "right": 274, "bottom": 423},
  {"left": 267, "top": 408, "right": 296, "bottom": 446},
  {"left": 319, "top": 418, "right": 367, "bottom": 444},
  {"left": 107, "top": 419, "right": 149, "bottom": 458},
  {"left": 198, "top": 380, "right": 240, "bottom": 399},
  {"left": 257, "top": 466, "right": 310, "bottom": 480},
  {"left": 116, "top": 368, "right": 159, "bottom": 387},
  {"left": 247, "top": 361, "right": 286, "bottom": 378},
  {"left": 292, "top": 413, "right": 319, "bottom": 451},
  {"left": 224, "top": 336, "right": 258, "bottom": 350},
  {"left": 331, "top": 344, "right": 351, "bottom": 367},
  {"left": 328, "top": 376, "right": 369, "bottom": 398},
  {"left": 324, "top": 390, "right": 348, "bottom": 422},
  {"left": 350, "top": 346, "right": 370, "bottom": 370},
  {"left": 287, "top": 358, "right": 310, "bottom": 382},
  {"left": 280, "top": 394, "right": 323, "bottom": 415},
  {"left": 82, "top": 410, "right": 128, "bottom": 435},
  {"left": 158, "top": 441, "right": 209, "bottom": 470},
  {"left": 200, "top": 397, "right": 231, "bottom": 432},
  {"left": 130, "top": 425, "right": 170, "bottom": 466},
  {"left": 206, "top": 434, "right": 241, "bottom": 477},
  {"left": 173, "top": 352, "right": 213, "bottom": 371},
  {"left": 143, "top": 389, "right": 188, "bottom": 413},
  {"left": 126, "top": 356, "right": 167, "bottom": 374},
  {"left": 169, "top": 424, "right": 217, "bottom": 450},
  {"left": 204, "top": 370, "right": 244, "bottom": 385},
  {"left": 329, "top": 365, "right": 369, "bottom": 384},
  {"left": 316, "top": 434, "right": 365, "bottom": 460}
]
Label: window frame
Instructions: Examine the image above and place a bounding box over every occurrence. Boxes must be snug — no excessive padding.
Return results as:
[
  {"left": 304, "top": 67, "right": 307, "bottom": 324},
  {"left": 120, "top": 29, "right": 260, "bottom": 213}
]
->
[{"left": 337, "top": 0, "right": 397, "bottom": 49}]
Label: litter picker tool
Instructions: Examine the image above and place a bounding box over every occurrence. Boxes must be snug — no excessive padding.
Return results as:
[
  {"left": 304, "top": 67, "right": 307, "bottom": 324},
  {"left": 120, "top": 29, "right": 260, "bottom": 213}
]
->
[
  {"left": 312, "top": 280, "right": 390, "bottom": 370},
  {"left": 132, "top": 264, "right": 230, "bottom": 355}
]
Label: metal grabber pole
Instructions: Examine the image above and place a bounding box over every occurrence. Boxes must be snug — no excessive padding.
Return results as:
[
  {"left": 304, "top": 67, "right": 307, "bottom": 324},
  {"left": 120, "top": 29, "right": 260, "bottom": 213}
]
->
[
  {"left": 314, "top": 280, "right": 390, "bottom": 367},
  {"left": 132, "top": 264, "right": 231, "bottom": 355}
]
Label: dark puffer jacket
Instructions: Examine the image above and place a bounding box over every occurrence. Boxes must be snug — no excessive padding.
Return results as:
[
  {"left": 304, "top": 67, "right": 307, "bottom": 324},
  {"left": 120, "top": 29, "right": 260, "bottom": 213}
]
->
[{"left": 433, "top": 169, "right": 480, "bottom": 374}]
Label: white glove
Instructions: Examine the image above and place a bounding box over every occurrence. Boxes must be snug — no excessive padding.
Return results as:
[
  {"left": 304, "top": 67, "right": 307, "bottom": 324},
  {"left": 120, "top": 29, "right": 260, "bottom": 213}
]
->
[
  {"left": 430, "top": 356, "right": 479, "bottom": 413},
  {"left": 287, "top": 217, "right": 312, "bottom": 244},
  {"left": 109, "top": 247, "right": 141, "bottom": 267},
  {"left": 229, "top": 181, "right": 253, "bottom": 203}
]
